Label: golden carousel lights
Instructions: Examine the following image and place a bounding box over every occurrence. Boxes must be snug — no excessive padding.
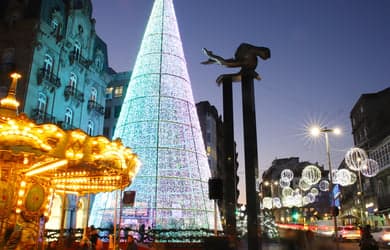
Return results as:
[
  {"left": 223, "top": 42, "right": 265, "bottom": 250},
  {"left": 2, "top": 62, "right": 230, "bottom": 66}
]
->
[{"left": 0, "top": 73, "right": 140, "bottom": 246}]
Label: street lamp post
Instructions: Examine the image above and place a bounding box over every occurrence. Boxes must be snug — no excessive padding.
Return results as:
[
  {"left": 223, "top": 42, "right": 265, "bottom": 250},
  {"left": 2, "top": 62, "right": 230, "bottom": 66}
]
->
[{"left": 310, "top": 126, "right": 341, "bottom": 250}]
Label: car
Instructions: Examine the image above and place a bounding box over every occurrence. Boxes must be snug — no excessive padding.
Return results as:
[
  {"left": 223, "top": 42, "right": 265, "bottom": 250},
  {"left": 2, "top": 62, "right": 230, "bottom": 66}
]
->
[
  {"left": 336, "top": 225, "right": 361, "bottom": 241},
  {"left": 372, "top": 226, "right": 390, "bottom": 248}
]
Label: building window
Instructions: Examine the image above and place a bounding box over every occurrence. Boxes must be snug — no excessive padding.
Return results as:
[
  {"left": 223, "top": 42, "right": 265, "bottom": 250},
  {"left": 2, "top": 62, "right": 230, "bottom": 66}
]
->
[
  {"left": 38, "top": 93, "right": 47, "bottom": 113},
  {"left": 87, "top": 120, "right": 94, "bottom": 135},
  {"left": 90, "top": 87, "right": 97, "bottom": 102},
  {"left": 114, "top": 105, "right": 121, "bottom": 118},
  {"left": 69, "top": 72, "right": 77, "bottom": 89},
  {"left": 106, "top": 87, "right": 113, "bottom": 99},
  {"left": 114, "top": 86, "right": 123, "bottom": 98},
  {"left": 74, "top": 41, "right": 81, "bottom": 60},
  {"left": 65, "top": 108, "right": 73, "bottom": 125},
  {"left": 44, "top": 54, "right": 53, "bottom": 74},
  {"left": 51, "top": 18, "right": 58, "bottom": 31},
  {"left": 95, "top": 56, "right": 103, "bottom": 71}
]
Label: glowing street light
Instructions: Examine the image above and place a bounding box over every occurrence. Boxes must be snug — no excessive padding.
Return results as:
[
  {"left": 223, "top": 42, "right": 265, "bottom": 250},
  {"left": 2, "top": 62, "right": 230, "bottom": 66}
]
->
[{"left": 310, "top": 125, "right": 341, "bottom": 250}]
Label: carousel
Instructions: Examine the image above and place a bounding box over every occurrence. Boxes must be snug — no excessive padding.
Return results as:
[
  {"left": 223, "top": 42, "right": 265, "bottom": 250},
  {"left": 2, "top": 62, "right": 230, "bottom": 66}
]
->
[{"left": 0, "top": 73, "right": 140, "bottom": 249}]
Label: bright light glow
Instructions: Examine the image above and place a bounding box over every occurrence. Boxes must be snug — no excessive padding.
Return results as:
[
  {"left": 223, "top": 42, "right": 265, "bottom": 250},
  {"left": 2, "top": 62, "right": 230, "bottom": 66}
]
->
[
  {"left": 25, "top": 159, "right": 68, "bottom": 176},
  {"left": 310, "top": 126, "right": 321, "bottom": 137},
  {"left": 90, "top": 0, "right": 219, "bottom": 231},
  {"left": 333, "top": 127, "right": 341, "bottom": 135},
  {"left": 10, "top": 73, "right": 21, "bottom": 79}
]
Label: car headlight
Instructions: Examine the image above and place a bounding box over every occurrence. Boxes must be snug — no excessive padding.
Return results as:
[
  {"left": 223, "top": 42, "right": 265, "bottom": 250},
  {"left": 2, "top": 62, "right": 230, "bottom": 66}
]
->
[{"left": 382, "top": 233, "right": 390, "bottom": 241}]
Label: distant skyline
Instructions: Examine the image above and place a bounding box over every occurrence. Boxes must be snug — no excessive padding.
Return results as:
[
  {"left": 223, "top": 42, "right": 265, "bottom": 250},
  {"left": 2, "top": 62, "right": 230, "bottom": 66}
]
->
[{"left": 92, "top": 0, "right": 390, "bottom": 203}]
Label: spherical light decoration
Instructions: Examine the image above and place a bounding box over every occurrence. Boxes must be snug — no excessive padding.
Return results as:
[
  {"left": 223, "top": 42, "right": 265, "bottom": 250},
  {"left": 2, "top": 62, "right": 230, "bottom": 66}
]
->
[
  {"left": 262, "top": 197, "right": 273, "bottom": 210},
  {"left": 292, "top": 194, "right": 303, "bottom": 207},
  {"left": 273, "top": 197, "right": 282, "bottom": 208},
  {"left": 302, "top": 165, "right": 322, "bottom": 185},
  {"left": 279, "top": 178, "right": 290, "bottom": 188},
  {"left": 345, "top": 147, "right": 368, "bottom": 171},
  {"left": 307, "top": 193, "right": 316, "bottom": 203},
  {"left": 282, "top": 187, "right": 294, "bottom": 197},
  {"left": 293, "top": 188, "right": 302, "bottom": 197},
  {"left": 310, "top": 187, "right": 319, "bottom": 196},
  {"left": 336, "top": 169, "right": 354, "bottom": 187},
  {"left": 282, "top": 196, "right": 293, "bottom": 208},
  {"left": 319, "top": 180, "right": 330, "bottom": 191},
  {"left": 303, "top": 196, "right": 311, "bottom": 206},
  {"left": 349, "top": 171, "right": 357, "bottom": 185},
  {"left": 361, "top": 159, "right": 379, "bottom": 177},
  {"left": 280, "top": 169, "right": 294, "bottom": 182},
  {"left": 298, "top": 177, "right": 311, "bottom": 191}
]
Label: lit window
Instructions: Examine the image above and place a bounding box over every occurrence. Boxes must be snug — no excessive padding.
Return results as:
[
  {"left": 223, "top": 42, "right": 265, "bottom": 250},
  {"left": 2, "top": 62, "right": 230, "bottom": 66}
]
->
[
  {"left": 87, "top": 120, "right": 94, "bottom": 135},
  {"left": 65, "top": 108, "right": 73, "bottom": 125},
  {"left": 106, "top": 87, "right": 113, "bottom": 99},
  {"left": 69, "top": 72, "right": 77, "bottom": 89},
  {"left": 114, "top": 86, "right": 123, "bottom": 98},
  {"left": 38, "top": 93, "right": 47, "bottom": 113},
  {"left": 90, "top": 87, "right": 97, "bottom": 102},
  {"left": 44, "top": 54, "right": 53, "bottom": 74},
  {"left": 51, "top": 18, "right": 58, "bottom": 31}
]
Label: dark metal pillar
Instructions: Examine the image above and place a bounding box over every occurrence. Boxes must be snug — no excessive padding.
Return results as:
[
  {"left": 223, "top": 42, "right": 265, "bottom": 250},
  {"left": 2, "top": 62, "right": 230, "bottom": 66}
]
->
[
  {"left": 241, "top": 73, "right": 261, "bottom": 250},
  {"left": 222, "top": 76, "right": 237, "bottom": 245}
]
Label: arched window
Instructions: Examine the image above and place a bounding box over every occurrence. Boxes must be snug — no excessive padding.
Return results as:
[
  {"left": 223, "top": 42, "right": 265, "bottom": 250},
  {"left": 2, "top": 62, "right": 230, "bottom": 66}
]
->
[
  {"left": 69, "top": 72, "right": 77, "bottom": 90},
  {"left": 87, "top": 120, "right": 94, "bottom": 135},
  {"left": 74, "top": 41, "right": 81, "bottom": 60},
  {"left": 51, "top": 18, "right": 58, "bottom": 31},
  {"left": 90, "top": 87, "right": 97, "bottom": 102},
  {"left": 38, "top": 93, "right": 47, "bottom": 113},
  {"left": 65, "top": 108, "right": 73, "bottom": 125},
  {"left": 44, "top": 54, "right": 53, "bottom": 74}
]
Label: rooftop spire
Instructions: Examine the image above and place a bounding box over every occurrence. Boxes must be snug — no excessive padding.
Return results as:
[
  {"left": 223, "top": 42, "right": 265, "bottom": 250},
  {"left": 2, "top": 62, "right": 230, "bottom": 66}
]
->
[{"left": 0, "top": 73, "right": 21, "bottom": 118}]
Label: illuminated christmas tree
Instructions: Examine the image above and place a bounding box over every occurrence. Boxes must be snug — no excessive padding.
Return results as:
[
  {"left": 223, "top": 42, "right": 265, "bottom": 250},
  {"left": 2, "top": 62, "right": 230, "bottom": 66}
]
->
[{"left": 90, "top": 0, "right": 220, "bottom": 231}]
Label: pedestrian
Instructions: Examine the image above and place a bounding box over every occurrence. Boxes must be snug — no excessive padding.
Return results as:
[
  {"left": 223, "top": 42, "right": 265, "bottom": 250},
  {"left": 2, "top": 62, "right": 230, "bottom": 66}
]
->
[
  {"left": 126, "top": 235, "right": 138, "bottom": 250},
  {"left": 138, "top": 224, "right": 145, "bottom": 243},
  {"left": 89, "top": 225, "right": 99, "bottom": 250},
  {"left": 359, "top": 225, "right": 379, "bottom": 250}
]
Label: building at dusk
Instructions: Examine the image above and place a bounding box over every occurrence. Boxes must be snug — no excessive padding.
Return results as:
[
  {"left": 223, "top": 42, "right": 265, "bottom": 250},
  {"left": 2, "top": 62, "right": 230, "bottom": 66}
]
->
[
  {"left": 103, "top": 70, "right": 131, "bottom": 139},
  {"left": 341, "top": 87, "right": 390, "bottom": 226},
  {"left": 0, "top": 0, "right": 121, "bottom": 231},
  {"left": 261, "top": 157, "right": 329, "bottom": 223},
  {"left": 89, "top": 0, "right": 221, "bottom": 231},
  {"left": 196, "top": 100, "right": 240, "bottom": 230}
]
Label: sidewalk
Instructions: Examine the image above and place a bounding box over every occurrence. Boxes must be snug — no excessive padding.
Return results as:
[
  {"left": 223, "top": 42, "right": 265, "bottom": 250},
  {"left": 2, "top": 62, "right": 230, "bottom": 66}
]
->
[{"left": 238, "top": 239, "right": 286, "bottom": 250}]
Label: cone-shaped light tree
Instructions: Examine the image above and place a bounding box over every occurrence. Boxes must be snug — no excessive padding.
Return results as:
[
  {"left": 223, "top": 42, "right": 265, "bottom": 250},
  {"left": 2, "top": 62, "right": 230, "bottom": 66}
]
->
[{"left": 90, "top": 0, "right": 220, "bottom": 231}]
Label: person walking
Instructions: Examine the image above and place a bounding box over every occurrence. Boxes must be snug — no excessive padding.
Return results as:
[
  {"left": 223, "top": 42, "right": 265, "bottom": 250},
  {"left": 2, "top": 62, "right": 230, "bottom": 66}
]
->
[
  {"left": 126, "top": 235, "right": 138, "bottom": 250},
  {"left": 359, "top": 225, "right": 379, "bottom": 250}
]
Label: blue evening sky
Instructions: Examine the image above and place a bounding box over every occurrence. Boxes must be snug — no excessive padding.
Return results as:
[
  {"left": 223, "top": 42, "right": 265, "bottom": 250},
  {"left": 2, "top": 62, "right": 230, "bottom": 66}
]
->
[{"left": 92, "top": 0, "right": 390, "bottom": 203}]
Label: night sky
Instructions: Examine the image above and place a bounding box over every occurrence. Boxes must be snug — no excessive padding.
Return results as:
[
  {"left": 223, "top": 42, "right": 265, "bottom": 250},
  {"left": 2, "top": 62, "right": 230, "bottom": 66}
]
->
[{"left": 92, "top": 0, "right": 390, "bottom": 203}]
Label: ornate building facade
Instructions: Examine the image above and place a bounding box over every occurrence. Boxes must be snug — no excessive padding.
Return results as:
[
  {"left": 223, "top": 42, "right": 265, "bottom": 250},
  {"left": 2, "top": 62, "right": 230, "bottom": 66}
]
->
[{"left": 0, "top": 0, "right": 119, "bottom": 231}]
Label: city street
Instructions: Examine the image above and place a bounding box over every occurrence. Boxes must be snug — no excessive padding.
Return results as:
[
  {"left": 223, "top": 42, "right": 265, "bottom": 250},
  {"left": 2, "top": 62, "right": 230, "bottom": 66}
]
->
[{"left": 238, "top": 240, "right": 375, "bottom": 250}]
